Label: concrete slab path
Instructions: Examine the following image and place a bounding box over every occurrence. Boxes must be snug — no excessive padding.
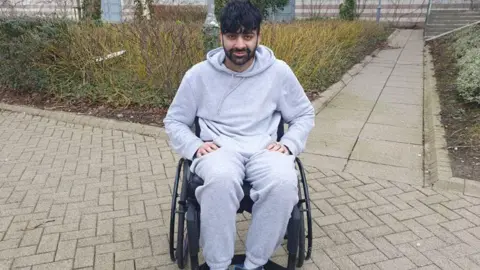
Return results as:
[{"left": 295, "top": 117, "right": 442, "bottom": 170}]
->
[{"left": 303, "top": 29, "right": 426, "bottom": 187}]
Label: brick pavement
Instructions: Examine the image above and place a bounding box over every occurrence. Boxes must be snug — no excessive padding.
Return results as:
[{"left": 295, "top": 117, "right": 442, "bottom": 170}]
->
[{"left": 2, "top": 109, "right": 480, "bottom": 270}]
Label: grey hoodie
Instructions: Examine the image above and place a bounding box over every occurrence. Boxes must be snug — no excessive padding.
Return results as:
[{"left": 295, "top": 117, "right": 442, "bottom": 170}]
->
[{"left": 163, "top": 45, "right": 315, "bottom": 160}]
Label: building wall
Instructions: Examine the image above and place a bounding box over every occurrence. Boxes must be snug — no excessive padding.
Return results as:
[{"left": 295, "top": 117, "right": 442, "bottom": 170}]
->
[{"left": 0, "top": 0, "right": 476, "bottom": 22}]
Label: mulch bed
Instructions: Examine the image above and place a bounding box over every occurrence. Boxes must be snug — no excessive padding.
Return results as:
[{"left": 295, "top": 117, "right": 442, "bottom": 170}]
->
[
  {"left": 0, "top": 89, "right": 169, "bottom": 127},
  {"left": 429, "top": 39, "right": 480, "bottom": 180}
]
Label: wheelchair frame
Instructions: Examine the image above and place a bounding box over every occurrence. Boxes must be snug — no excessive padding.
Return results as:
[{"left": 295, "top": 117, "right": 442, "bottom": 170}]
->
[{"left": 169, "top": 117, "right": 313, "bottom": 270}]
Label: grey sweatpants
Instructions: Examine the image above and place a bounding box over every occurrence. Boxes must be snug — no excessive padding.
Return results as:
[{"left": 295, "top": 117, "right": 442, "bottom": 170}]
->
[{"left": 190, "top": 146, "right": 298, "bottom": 270}]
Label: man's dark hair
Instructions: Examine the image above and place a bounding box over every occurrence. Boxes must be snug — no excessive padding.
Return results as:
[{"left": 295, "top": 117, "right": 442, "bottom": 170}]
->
[{"left": 219, "top": 0, "right": 263, "bottom": 35}]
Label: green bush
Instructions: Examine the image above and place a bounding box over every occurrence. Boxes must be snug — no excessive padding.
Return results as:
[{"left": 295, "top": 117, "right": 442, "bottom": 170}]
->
[
  {"left": 0, "top": 18, "right": 72, "bottom": 92},
  {"left": 456, "top": 48, "right": 480, "bottom": 104},
  {"left": 453, "top": 25, "right": 480, "bottom": 59},
  {"left": 339, "top": 0, "right": 357, "bottom": 21},
  {"left": 0, "top": 17, "right": 390, "bottom": 108}
]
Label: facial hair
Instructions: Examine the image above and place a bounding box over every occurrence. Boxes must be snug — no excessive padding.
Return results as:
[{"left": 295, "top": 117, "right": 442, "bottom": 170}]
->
[
  {"left": 225, "top": 47, "right": 255, "bottom": 66},
  {"left": 223, "top": 39, "right": 258, "bottom": 66}
]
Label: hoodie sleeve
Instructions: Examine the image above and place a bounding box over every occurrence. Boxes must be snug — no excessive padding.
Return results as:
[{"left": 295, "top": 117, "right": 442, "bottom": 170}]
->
[
  {"left": 163, "top": 72, "right": 204, "bottom": 160},
  {"left": 278, "top": 64, "right": 315, "bottom": 157}
]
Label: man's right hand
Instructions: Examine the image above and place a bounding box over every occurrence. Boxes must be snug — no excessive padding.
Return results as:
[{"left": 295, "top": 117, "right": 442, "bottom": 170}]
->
[{"left": 195, "top": 142, "right": 220, "bottom": 158}]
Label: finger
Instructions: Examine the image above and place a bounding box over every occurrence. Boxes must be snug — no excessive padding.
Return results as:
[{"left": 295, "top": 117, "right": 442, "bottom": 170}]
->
[
  {"left": 267, "top": 143, "right": 275, "bottom": 150},
  {"left": 209, "top": 143, "right": 219, "bottom": 150},
  {"left": 205, "top": 146, "right": 215, "bottom": 153}
]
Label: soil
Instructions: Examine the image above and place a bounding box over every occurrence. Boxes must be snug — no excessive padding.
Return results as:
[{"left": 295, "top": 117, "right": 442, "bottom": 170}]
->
[
  {"left": 429, "top": 38, "right": 480, "bottom": 180},
  {"left": 0, "top": 89, "right": 168, "bottom": 127}
]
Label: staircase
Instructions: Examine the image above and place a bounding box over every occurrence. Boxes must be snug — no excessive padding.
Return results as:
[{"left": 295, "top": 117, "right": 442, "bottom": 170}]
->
[{"left": 425, "top": 9, "right": 480, "bottom": 39}]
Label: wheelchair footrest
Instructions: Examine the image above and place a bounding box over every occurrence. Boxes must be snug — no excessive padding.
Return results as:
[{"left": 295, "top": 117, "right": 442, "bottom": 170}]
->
[{"left": 198, "top": 254, "right": 288, "bottom": 270}]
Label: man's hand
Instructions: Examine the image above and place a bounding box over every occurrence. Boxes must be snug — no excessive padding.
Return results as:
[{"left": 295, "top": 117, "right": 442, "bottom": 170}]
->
[
  {"left": 196, "top": 142, "right": 220, "bottom": 158},
  {"left": 267, "top": 142, "right": 290, "bottom": 154}
]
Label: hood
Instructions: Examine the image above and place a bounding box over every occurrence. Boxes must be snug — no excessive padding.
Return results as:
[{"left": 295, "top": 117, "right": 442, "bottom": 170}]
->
[{"left": 206, "top": 45, "right": 277, "bottom": 77}]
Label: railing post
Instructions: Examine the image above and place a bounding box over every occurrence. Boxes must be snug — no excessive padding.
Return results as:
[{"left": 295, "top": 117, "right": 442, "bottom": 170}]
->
[
  {"left": 203, "top": 0, "right": 220, "bottom": 55},
  {"left": 425, "top": 0, "right": 432, "bottom": 27},
  {"left": 376, "top": 0, "right": 381, "bottom": 23}
]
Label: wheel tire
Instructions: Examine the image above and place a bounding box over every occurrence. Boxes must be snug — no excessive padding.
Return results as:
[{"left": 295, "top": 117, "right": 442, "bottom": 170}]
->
[
  {"left": 169, "top": 159, "right": 184, "bottom": 262},
  {"left": 297, "top": 180, "right": 305, "bottom": 267},
  {"left": 172, "top": 159, "right": 191, "bottom": 269},
  {"left": 176, "top": 212, "right": 189, "bottom": 269},
  {"left": 296, "top": 186, "right": 306, "bottom": 267}
]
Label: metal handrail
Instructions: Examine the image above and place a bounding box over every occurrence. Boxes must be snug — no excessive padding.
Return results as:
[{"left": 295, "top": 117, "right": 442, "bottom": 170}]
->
[{"left": 425, "top": 0, "right": 432, "bottom": 26}]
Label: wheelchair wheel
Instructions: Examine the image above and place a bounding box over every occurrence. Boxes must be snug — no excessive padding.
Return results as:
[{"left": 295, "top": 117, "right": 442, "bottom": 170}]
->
[
  {"left": 295, "top": 157, "right": 312, "bottom": 262},
  {"left": 296, "top": 185, "right": 306, "bottom": 268},
  {"left": 169, "top": 158, "right": 190, "bottom": 269}
]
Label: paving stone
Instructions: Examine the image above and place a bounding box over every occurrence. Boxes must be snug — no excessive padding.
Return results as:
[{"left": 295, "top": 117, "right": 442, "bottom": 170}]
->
[
  {"left": 361, "top": 225, "right": 394, "bottom": 239},
  {"left": 395, "top": 243, "right": 432, "bottom": 267},
  {"left": 346, "top": 231, "right": 376, "bottom": 251},
  {"left": 440, "top": 218, "right": 476, "bottom": 233},
  {"left": 359, "top": 123, "right": 422, "bottom": 145},
  {"left": 422, "top": 250, "right": 461, "bottom": 270},
  {"left": 375, "top": 257, "right": 416, "bottom": 270},
  {"left": 350, "top": 139, "right": 423, "bottom": 169},
  {"left": 349, "top": 250, "right": 388, "bottom": 266},
  {"left": 32, "top": 260, "right": 74, "bottom": 270},
  {"left": 312, "top": 250, "right": 339, "bottom": 270},
  {"left": 324, "top": 243, "right": 361, "bottom": 258},
  {"left": 372, "top": 237, "right": 403, "bottom": 259},
  {"left": 333, "top": 256, "right": 360, "bottom": 270},
  {"left": 338, "top": 219, "right": 371, "bottom": 233},
  {"left": 385, "top": 231, "right": 420, "bottom": 245}
]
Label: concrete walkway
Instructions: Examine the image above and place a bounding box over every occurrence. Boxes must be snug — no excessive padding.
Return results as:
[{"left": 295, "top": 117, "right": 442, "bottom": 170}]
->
[
  {"left": 303, "top": 29, "right": 425, "bottom": 186},
  {"left": 2, "top": 29, "right": 480, "bottom": 270}
]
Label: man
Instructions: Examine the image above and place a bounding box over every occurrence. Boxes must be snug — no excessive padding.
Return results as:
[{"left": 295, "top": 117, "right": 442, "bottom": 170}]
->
[{"left": 163, "top": 0, "right": 315, "bottom": 269}]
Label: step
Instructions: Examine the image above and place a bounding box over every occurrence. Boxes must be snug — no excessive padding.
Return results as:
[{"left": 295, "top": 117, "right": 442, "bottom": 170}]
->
[
  {"left": 430, "top": 9, "right": 480, "bottom": 14},
  {"left": 426, "top": 27, "right": 467, "bottom": 33},
  {"left": 425, "top": 30, "right": 464, "bottom": 37},
  {"left": 425, "top": 24, "right": 474, "bottom": 31},
  {"left": 428, "top": 15, "right": 480, "bottom": 20},
  {"left": 426, "top": 23, "right": 478, "bottom": 27},
  {"left": 426, "top": 18, "right": 480, "bottom": 24}
]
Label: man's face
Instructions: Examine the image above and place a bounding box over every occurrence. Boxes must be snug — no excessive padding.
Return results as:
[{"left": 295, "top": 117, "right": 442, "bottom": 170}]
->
[{"left": 221, "top": 29, "right": 260, "bottom": 66}]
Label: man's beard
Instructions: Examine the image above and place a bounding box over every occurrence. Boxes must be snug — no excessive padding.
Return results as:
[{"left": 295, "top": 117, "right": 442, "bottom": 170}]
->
[{"left": 224, "top": 46, "right": 256, "bottom": 66}]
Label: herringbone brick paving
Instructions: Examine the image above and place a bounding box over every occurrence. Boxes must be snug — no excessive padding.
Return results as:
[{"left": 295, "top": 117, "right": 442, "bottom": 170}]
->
[{"left": 1, "top": 110, "right": 480, "bottom": 269}]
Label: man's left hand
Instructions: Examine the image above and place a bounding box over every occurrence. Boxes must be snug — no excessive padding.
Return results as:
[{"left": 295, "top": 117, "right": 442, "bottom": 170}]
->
[{"left": 267, "top": 142, "right": 290, "bottom": 154}]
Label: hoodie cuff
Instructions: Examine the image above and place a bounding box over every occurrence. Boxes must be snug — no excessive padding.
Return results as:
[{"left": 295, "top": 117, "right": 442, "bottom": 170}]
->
[
  {"left": 280, "top": 138, "right": 298, "bottom": 157},
  {"left": 185, "top": 139, "right": 205, "bottom": 161}
]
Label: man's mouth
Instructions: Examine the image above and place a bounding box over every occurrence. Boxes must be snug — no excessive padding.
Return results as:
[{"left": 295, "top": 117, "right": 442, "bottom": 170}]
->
[{"left": 233, "top": 51, "right": 247, "bottom": 57}]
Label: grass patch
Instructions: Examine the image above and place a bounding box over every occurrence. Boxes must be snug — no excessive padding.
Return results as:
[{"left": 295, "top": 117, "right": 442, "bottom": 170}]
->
[
  {"left": 0, "top": 16, "right": 391, "bottom": 125},
  {"left": 429, "top": 25, "right": 480, "bottom": 180}
]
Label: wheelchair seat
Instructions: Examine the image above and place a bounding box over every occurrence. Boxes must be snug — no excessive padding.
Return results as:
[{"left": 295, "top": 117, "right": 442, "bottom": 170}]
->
[{"left": 186, "top": 168, "right": 255, "bottom": 214}]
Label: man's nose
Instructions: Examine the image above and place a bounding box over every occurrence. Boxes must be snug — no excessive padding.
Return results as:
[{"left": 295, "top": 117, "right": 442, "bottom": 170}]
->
[{"left": 234, "top": 37, "right": 247, "bottom": 49}]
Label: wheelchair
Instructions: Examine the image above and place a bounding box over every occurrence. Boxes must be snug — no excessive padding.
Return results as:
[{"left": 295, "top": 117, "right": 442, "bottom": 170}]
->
[{"left": 169, "top": 117, "right": 313, "bottom": 270}]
